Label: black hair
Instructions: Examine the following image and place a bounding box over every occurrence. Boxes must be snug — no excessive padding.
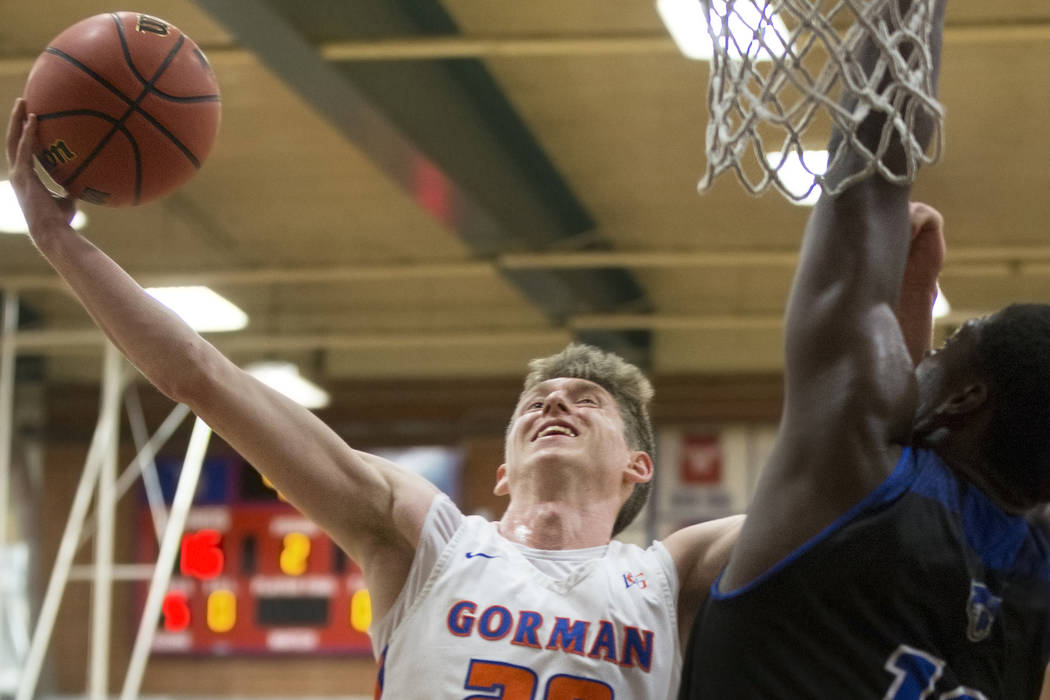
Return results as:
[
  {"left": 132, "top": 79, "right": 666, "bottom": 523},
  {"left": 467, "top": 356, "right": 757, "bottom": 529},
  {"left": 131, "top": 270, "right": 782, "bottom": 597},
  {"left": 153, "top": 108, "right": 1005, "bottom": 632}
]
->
[{"left": 974, "top": 303, "right": 1050, "bottom": 506}]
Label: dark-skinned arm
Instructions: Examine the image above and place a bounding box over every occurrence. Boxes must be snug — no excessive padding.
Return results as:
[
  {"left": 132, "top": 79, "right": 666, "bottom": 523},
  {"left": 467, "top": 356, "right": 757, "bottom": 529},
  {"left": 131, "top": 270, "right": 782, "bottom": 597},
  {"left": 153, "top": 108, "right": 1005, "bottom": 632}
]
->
[{"left": 721, "top": 0, "right": 949, "bottom": 590}]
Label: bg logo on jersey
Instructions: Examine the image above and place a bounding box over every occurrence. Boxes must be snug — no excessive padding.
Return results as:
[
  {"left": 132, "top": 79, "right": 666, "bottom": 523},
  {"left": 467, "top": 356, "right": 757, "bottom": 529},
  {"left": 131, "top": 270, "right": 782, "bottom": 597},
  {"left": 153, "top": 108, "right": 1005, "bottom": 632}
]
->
[{"left": 965, "top": 580, "right": 1001, "bottom": 643}]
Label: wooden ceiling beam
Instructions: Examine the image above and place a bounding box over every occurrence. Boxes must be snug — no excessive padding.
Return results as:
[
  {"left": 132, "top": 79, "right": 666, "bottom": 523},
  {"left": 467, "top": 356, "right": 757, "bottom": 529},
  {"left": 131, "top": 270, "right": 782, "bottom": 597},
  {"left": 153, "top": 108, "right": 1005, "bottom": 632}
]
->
[
  {"left": 6, "top": 244, "right": 1050, "bottom": 293},
  {"left": 2, "top": 18, "right": 1047, "bottom": 77},
  {"left": 10, "top": 310, "right": 993, "bottom": 354}
]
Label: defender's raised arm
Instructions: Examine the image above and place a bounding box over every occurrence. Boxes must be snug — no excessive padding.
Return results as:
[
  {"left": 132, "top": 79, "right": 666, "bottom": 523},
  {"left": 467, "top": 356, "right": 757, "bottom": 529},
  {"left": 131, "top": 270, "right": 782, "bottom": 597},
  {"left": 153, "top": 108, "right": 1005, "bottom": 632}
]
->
[{"left": 720, "top": 0, "right": 949, "bottom": 591}]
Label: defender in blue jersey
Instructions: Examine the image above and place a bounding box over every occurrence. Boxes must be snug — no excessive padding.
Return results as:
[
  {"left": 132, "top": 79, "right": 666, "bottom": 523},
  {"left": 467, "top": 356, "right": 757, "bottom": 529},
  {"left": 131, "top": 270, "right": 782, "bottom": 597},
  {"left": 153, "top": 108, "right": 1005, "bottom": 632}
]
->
[{"left": 680, "top": 0, "right": 1050, "bottom": 697}]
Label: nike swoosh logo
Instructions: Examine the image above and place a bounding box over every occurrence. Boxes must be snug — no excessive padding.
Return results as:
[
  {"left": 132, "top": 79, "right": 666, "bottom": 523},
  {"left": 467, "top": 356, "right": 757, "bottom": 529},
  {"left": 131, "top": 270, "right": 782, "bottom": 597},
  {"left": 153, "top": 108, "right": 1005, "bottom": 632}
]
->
[{"left": 465, "top": 552, "right": 499, "bottom": 559}]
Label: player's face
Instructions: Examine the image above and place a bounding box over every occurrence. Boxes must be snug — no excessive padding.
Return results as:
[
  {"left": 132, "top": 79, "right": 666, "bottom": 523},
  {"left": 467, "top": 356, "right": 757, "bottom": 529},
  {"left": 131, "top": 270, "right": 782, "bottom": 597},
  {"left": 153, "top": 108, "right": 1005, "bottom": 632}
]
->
[
  {"left": 912, "top": 316, "right": 987, "bottom": 437},
  {"left": 501, "top": 377, "right": 637, "bottom": 489}
]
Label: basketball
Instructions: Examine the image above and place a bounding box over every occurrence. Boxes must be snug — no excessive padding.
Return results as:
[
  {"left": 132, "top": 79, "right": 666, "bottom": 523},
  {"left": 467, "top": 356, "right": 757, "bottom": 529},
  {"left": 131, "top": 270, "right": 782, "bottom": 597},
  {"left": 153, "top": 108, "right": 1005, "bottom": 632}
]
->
[{"left": 21, "top": 12, "right": 221, "bottom": 207}]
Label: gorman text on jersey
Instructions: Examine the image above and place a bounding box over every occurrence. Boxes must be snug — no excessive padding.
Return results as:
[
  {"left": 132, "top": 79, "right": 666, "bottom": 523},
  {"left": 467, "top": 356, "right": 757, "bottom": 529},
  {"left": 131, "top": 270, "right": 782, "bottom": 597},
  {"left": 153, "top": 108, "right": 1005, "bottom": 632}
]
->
[{"left": 446, "top": 600, "right": 655, "bottom": 672}]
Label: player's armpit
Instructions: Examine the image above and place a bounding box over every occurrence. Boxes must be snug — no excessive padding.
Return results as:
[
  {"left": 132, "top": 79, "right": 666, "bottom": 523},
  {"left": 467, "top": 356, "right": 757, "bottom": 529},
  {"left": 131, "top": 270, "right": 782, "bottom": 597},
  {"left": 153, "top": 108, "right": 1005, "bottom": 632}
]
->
[{"left": 663, "top": 514, "right": 745, "bottom": 647}]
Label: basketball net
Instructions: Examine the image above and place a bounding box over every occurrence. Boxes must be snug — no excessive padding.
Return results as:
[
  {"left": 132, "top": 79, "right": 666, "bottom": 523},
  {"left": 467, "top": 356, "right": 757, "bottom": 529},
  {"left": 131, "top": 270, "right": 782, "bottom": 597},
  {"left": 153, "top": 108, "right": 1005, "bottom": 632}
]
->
[{"left": 699, "top": 0, "right": 944, "bottom": 201}]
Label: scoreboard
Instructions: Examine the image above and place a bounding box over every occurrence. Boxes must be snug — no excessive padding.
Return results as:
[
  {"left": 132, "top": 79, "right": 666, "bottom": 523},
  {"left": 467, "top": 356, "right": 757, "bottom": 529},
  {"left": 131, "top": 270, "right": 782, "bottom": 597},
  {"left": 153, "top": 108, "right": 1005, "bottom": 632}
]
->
[{"left": 137, "top": 456, "right": 373, "bottom": 655}]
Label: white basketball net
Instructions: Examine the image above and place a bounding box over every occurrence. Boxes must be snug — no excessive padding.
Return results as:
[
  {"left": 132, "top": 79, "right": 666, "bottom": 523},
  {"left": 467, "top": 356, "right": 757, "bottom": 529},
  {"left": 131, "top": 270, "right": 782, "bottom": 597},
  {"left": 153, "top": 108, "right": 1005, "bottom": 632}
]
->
[{"left": 699, "top": 0, "right": 944, "bottom": 201}]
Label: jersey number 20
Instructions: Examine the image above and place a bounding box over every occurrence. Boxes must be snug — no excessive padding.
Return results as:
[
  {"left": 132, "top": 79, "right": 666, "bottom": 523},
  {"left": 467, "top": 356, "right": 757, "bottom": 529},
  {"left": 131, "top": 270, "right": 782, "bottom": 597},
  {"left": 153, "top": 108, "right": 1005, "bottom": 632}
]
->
[{"left": 465, "top": 658, "right": 614, "bottom": 699}]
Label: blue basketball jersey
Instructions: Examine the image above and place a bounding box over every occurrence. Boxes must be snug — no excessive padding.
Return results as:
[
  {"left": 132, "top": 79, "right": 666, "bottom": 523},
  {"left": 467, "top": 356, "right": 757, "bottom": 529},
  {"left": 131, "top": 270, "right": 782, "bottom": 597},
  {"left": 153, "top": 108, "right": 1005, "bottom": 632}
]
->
[{"left": 679, "top": 447, "right": 1050, "bottom": 699}]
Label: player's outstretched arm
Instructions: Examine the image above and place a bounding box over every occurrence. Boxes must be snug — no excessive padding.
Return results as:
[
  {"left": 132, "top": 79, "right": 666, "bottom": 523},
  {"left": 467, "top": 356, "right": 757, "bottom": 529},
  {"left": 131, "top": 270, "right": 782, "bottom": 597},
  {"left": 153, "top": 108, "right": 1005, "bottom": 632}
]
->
[
  {"left": 720, "top": 0, "right": 948, "bottom": 591},
  {"left": 6, "top": 98, "right": 437, "bottom": 621}
]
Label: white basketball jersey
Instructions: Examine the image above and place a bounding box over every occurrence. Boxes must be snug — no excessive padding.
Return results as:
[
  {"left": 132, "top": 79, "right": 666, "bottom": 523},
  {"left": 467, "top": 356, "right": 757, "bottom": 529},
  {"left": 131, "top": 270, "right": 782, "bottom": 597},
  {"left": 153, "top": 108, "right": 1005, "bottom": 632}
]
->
[{"left": 371, "top": 495, "right": 681, "bottom": 699}]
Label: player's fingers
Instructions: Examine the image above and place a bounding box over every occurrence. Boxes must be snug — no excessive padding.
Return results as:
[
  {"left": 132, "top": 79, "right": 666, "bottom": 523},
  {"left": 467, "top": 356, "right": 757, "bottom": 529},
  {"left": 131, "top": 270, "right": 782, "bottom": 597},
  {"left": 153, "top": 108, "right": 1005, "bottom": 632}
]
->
[
  {"left": 13, "top": 113, "right": 38, "bottom": 179},
  {"left": 909, "top": 202, "right": 937, "bottom": 223},
  {"left": 919, "top": 211, "right": 944, "bottom": 240},
  {"left": 908, "top": 202, "right": 943, "bottom": 239},
  {"left": 6, "top": 98, "right": 26, "bottom": 166}
]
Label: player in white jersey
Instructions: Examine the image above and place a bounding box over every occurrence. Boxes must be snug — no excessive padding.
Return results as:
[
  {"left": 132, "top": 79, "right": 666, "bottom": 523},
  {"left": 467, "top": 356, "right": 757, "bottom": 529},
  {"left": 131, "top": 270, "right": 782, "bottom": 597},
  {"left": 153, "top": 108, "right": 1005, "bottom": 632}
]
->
[
  {"left": 373, "top": 495, "right": 681, "bottom": 698},
  {"left": 8, "top": 98, "right": 742, "bottom": 698},
  {"left": 362, "top": 341, "right": 738, "bottom": 699}
]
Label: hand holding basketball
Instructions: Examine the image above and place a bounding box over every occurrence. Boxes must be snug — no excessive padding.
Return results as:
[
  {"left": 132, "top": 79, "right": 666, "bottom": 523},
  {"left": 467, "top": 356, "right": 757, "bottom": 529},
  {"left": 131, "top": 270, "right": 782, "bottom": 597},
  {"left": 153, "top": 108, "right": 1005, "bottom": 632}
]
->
[
  {"left": 6, "top": 99, "right": 77, "bottom": 236},
  {"left": 21, "top": 12, "right": 221, "bottom": 207}
]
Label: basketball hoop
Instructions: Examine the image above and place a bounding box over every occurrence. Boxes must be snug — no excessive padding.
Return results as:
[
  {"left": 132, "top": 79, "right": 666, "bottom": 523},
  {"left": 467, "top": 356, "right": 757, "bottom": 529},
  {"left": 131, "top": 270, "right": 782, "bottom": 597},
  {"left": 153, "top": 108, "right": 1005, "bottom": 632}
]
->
[{"left": 699, "top": 0, "right": 945, "bottom": 201}]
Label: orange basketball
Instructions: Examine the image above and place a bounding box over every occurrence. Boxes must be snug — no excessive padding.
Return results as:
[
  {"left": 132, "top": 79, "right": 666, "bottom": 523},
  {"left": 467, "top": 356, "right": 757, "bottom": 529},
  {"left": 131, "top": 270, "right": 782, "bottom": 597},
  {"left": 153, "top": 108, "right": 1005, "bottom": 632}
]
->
[{"left": 22, "top": 12, "right": 221, "bottom": 207}]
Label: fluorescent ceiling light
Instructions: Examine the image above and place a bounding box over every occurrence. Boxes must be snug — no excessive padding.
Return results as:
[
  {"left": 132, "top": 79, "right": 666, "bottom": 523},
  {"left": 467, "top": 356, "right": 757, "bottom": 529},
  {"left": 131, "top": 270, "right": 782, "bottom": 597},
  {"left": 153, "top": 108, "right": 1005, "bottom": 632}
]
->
[
  {"left": 0, "top": 179, "right": 88, "bottom": 234},
  {"left": 765, "top": 150, "right": 828, "bottom": 206},
  {"left": 245, "top": 361, "right": 330, "bottom": 410},
  {"left": 145, "top": 286, "right": 248, "bottom": 333},
  {"left": 657, "top": 0, "right": 787, "bottom": 61}
]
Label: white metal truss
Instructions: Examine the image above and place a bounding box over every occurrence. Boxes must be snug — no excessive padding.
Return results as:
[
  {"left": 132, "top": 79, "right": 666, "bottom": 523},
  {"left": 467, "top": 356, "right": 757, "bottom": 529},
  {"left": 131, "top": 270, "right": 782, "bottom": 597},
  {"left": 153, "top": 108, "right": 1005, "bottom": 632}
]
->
[
  {"left": 0, "top": 290, "right": 214, "bottom": 700},
  {"left": 0, "top": 291, "right": 19, "bottom": 697}
]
